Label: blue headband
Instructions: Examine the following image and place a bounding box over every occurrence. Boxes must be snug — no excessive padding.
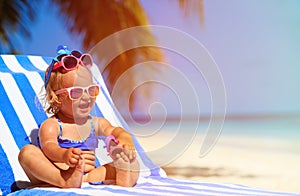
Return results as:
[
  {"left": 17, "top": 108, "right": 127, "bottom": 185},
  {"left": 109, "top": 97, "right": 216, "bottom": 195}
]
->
[
  {"left": 44, "top": 45, "right": 72, "bottom": 89},
  {"left": 54, "top": 45, "right": 71, "bottom": 60}
]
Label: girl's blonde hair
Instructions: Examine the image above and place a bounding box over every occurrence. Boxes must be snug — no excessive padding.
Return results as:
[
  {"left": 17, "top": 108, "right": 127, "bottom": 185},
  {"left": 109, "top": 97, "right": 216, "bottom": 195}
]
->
[{"left": 42, "top": 66, "right": 65, "bottom": 114}]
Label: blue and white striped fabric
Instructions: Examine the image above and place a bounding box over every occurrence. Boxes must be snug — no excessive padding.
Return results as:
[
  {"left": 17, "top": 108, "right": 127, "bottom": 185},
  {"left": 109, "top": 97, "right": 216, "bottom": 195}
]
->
[{"left": 0, "top": 55, "right": 299, "bottom": 196}]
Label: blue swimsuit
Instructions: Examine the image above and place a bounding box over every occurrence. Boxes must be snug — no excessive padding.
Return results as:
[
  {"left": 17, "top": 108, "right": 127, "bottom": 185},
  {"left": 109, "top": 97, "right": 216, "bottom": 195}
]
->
[{"left": 57, "top": 118, "right": 104, "bottom": 151}]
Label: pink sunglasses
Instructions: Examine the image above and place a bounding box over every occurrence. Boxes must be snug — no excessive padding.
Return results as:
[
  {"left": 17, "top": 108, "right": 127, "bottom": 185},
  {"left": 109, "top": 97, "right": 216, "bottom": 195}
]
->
[
  {"left": 52, "top": 53, "right": 93, "bottom": 71},
  {"left": 55, "top": 84, "right": 100, "bottom": 100}
]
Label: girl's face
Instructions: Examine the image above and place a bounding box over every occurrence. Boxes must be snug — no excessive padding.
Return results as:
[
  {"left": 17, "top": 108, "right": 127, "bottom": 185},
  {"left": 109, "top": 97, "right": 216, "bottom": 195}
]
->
[{"left": 58, "top": 66, "right": 96, "bottom": 122}]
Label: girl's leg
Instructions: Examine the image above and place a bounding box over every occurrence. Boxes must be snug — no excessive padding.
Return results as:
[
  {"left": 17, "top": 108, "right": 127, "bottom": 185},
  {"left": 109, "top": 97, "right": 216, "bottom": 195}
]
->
[
  {"left": 84, "top": 152, "right": 140, "bottom": 187},
  {"left": 83, "top": 164, "right": 116, "bottom": 185},
  {"left": 18, "top": 144, "right": 84, "bottom": 188}
]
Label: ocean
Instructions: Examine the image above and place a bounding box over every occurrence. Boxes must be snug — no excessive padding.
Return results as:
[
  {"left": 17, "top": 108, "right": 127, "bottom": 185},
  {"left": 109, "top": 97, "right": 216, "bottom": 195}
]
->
[{"left": 127, "top": 115, "right": 300, "bottom": 155}]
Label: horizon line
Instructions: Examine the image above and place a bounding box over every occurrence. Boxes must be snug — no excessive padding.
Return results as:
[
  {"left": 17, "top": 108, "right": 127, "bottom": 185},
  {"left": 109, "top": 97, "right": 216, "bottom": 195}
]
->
[{"left": 124, "top": 112, "right": 300, "bottom": 123}]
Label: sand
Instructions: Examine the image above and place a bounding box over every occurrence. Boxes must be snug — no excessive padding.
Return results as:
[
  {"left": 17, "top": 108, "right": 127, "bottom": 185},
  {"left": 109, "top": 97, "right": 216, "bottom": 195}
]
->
[{"left": 135, "top": 131, "right": 300, "bottom": 194}]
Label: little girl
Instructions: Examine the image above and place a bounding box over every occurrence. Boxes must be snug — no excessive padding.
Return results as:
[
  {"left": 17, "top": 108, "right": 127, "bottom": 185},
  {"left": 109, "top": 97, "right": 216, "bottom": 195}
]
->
[{"left": 18, "top": 46, "right": 139, "bottom": 188}]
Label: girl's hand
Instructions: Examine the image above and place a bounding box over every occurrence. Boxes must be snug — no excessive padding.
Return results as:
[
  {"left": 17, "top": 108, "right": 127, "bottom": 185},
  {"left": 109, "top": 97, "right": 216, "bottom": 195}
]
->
[
  {"left": 117, "top": 133, "right": 136, "bottom": 161},
  {"left": 122, "top": 143, "right": 136, "bottom": 161},
  {"left": 63, "top": 148, "right": 82, "bottom": 167}
]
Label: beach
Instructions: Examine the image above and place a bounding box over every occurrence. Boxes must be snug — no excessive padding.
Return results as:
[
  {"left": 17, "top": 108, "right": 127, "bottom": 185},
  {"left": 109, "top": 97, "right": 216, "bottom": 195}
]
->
[{"left": 129, "top": 117, "right": 300, "bottom": 193}]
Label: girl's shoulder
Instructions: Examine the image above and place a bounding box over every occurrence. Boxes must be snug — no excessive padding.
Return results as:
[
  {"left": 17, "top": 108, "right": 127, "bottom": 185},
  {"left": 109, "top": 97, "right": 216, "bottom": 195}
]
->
[
  {"left": 42, "top": 116, "right": 58, "bottom": 124},
  {"left": 40, "top": 117, "right": 60, "bottom": 133},
  {"left": 90, "top": 116, "right": 111, "bottom": 134},
  {"left": 90, "top": 116, "right": 109, "bottom": 124},
  {"left": 39, "top": 117, "right": 60, "bottom": 141}
]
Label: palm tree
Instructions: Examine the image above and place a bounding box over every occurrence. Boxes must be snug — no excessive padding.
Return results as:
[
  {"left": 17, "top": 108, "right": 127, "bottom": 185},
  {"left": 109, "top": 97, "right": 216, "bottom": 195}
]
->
[
  {"left": 53, "top": 0, "right": 204, "bottom": 117},
  {"left": 0, "top": 0, "right": 36, "bottom": 54},
  {"left": 1, "top": 0, "right": 204, "bottom": 116}
]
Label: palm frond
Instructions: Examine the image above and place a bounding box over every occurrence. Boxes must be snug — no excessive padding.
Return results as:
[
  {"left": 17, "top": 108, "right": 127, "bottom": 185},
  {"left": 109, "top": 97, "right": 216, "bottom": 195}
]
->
[
  {"left": 0, "top": 0, "right": 37, "bottom": 53},
  {"left": 177, "top": 0, "right": 205, "bottom": 28},
  {"left": 53, "top": 0, "right": 164, "bottom": 113},
  {"left": 52, "top": 0, "right": 204, "bottom": 115}
]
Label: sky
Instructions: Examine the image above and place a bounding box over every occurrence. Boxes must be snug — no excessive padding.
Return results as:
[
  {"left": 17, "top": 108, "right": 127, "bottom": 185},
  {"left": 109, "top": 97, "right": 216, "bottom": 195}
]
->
[{"left": 13, "top": 0, "right": 300, "bottom": 117}]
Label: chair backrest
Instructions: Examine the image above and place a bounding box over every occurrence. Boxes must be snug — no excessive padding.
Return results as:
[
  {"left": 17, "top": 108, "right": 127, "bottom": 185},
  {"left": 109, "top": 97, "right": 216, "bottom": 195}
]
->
[{"left": 0, "top": 55, "right": 164, "bottom": 193}]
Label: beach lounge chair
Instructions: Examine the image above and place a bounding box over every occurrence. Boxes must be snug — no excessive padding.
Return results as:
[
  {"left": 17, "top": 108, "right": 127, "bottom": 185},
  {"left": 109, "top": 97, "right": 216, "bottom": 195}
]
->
[{"left": 0, "top": 54, "right": 298, "bottom": 196}]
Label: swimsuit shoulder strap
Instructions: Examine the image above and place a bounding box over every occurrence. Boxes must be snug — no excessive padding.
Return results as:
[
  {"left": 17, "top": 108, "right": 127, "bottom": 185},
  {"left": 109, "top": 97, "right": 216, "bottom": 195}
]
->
[
  {"left": 57, "top": 118, "right": 63, "bottom": 137},
  {"left": 89, "top": 116, "right": 95, "bottom": 133}
]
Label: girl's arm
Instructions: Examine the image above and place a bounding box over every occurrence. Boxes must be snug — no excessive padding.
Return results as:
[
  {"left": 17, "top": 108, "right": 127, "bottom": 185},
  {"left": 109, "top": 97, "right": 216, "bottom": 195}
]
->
[
  {"left": 39, "top": 118, "right": 81, "bottom": 167},
  {"left": 97, "top": 118, "right": 135, "bottom": 149}
]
